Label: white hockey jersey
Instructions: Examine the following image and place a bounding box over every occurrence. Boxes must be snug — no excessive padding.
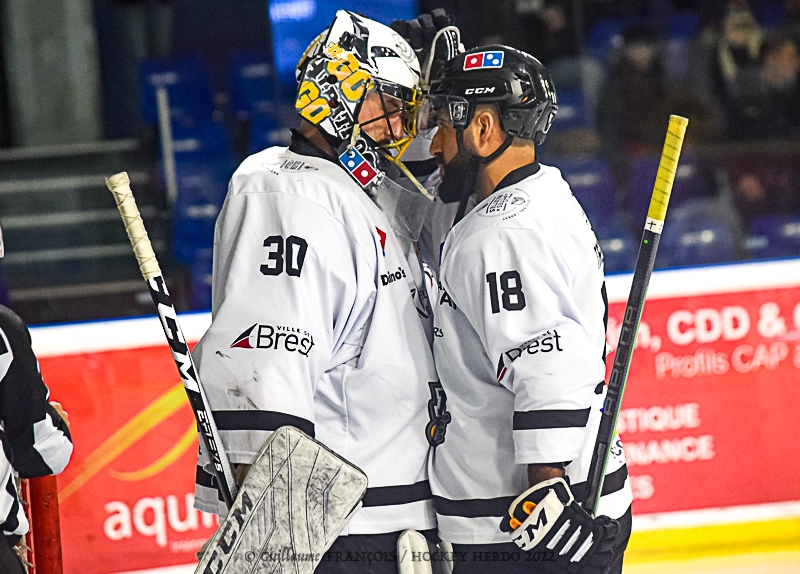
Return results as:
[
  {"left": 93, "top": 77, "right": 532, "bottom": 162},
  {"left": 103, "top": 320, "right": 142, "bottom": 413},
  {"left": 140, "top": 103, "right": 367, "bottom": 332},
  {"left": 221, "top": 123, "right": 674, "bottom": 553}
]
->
[
  {"left": 429, "top": 162, "right": 633, "bottom": 544},
  {"left": 192, "top": 131, "right": 437, "bottom": 535}
]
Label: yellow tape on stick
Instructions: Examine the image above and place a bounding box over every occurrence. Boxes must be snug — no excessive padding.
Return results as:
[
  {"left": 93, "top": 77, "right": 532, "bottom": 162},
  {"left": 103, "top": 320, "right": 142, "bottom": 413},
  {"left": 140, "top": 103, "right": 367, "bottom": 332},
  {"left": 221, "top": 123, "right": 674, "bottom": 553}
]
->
[{"left": 646, "top": 115, "right": 689, "bottom": 227}]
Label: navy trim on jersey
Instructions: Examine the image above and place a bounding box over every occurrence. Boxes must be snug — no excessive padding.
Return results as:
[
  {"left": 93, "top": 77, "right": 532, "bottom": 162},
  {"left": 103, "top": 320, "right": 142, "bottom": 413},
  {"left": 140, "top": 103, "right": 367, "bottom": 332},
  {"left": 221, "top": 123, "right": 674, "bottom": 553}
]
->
[
  {"left": 512, "top": 408, "right": 591, "bottom": 430},
  {"left": 571, "top": 464, "right": 629, "bottom": 501},
  {"left": 212, "top": 410, "right": 315, "bottom": 437},
  {"left": 492, "top": 160, "right": 541, "bottom": 193},
  {"left": 288, "top": 129, "right": 338, "bottom": 164},
  {"left": 362, "top": 480, "right": 432, "bottom": 507},
  {"left": 433, "top": 495, "right": 516, "bottom": 518},
  {"left": 198, "top": 465, "right": 433, "bottom": 508},
  {"left": 196, "top": 465, "right": 216, "bottom": 489}
]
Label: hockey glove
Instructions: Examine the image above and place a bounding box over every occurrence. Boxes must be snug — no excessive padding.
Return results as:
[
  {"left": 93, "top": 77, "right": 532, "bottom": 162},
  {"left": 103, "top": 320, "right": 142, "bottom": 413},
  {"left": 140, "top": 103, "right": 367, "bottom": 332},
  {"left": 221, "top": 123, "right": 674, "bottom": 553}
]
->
[
  {"left": 390, "top": 9, "right": 462, "bottom": 84},
  {"left": 499, "top": 478, "right": 619, "bottom": 574}
]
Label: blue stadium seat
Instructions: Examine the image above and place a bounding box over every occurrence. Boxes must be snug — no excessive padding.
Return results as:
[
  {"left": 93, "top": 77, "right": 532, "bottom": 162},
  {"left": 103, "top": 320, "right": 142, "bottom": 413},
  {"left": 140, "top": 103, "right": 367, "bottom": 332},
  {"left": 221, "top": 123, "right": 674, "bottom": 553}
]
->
[
  {"left": 190, "top": 248, "right": 214, "bottom": 310},
  {"left": 249, "top": 113, "right": 292, "bottom": 154},
  {"left": 170, "top": 120, "right": 236, "bottom": 166},
  {"left": 586, "top": 19, "right": 625, "bottom": 64},
  {"left": 550, "top": 157, "right": 616, "bottom": 230},
  {"left": 597, "top": 226, "right": 637, "bottom": 274},
  {"left": 139, "top": 56, "right": 215, "bottom": 126},
  {"left": 665, "top": 13, "right": 699, "bottom": 79},
  {"left": 629, "top": 153, "right": 704, "bottom": 225},
  {"left": 754, "top": 2, "right": 787, "bottom": 29},
  {"left": 550, "top": 90, "right": 592, "bottom": 131},
  {"left": 229, "top": 52, "right": 277, "bottom": 118},
  {"left": 670, "top": 12, "right": 701, "bottom": 39},
  {"left": 172, "top": 162, "right": 231, "bottom": 264},
  {"left": 658, "top": 201, "right": 737, "bottom": 268},
  {"left": 747, "top": 214, "right": 800, "bottom": 259}
]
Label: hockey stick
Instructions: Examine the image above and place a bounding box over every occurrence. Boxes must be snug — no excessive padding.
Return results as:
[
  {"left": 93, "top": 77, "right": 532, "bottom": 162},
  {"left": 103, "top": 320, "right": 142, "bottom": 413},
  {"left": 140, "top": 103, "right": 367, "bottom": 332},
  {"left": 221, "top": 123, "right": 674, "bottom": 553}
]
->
[
  {"left": 582, "top": 115, "right": 689, "bottom": 516},
  {"left": 105, "top": 172, "right": 238, "bottom": 509}
]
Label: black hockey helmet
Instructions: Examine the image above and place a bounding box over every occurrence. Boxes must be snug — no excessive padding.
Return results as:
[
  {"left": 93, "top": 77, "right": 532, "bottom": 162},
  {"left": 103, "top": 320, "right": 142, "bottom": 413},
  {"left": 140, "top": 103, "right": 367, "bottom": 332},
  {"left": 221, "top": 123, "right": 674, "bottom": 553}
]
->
[{"left": 420, "top": 45, "right": 558, "bottom": 144}]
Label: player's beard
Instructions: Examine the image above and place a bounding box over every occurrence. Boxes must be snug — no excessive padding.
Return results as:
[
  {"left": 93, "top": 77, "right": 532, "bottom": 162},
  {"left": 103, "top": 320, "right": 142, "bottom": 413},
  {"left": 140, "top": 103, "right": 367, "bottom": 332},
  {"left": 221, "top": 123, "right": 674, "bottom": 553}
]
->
[{"left": 437, "top": 153, "right": 478, "bottom": 204}]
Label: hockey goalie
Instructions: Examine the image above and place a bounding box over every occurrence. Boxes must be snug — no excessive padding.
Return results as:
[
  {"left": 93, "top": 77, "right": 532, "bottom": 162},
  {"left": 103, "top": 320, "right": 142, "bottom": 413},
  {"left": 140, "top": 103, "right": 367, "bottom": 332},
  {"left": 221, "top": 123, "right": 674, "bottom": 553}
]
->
[{"left": 190, "top": 9, "right": 450, "bottom": 574}]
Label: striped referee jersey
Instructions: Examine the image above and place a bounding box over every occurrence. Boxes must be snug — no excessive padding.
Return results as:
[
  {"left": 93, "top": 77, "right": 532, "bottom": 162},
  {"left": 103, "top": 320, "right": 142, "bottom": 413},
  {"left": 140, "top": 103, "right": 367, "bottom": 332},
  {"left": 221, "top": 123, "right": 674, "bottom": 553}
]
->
[{"left": 0, "top": 305, "right": 72, "bottom": 542}]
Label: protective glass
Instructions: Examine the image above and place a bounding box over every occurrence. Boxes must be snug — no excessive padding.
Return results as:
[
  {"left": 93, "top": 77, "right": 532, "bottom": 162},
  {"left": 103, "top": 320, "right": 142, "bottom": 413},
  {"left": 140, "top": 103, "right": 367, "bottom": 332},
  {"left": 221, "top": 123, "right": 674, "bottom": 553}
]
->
[
  {"left": 372, "top": 173, "right": 436, "bottom": 241},
  {"left": 417, "top": 94, "right": 471, "bottom": 134}
]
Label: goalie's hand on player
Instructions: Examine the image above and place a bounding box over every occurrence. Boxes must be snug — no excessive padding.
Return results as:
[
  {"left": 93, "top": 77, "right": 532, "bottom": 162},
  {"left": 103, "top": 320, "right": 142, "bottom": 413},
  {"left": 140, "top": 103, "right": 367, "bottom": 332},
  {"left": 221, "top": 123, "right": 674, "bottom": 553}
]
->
[
  {"left": 390, "top": 9, "right": 462, "bottom": 82},
  {"left": 499, "top": 477, "right": 620, "bottom": 574}
]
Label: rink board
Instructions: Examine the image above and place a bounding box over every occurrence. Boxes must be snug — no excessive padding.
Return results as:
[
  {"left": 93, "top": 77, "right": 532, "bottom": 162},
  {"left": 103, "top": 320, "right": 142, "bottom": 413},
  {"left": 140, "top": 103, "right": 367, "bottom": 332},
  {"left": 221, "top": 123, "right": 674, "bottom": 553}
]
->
[{"left": 30, "top": 258, "right": 800, "bottom": 573}]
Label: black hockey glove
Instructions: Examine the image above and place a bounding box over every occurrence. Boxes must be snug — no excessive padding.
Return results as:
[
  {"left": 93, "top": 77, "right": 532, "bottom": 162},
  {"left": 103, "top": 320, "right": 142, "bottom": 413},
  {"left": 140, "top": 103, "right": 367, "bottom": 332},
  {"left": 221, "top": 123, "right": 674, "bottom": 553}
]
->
[
  {"left": 499, "top": 478, "right": 620, "bottom": 574},
  {"left": 390, "top": 9, "right": 462, "bottom": 84}
]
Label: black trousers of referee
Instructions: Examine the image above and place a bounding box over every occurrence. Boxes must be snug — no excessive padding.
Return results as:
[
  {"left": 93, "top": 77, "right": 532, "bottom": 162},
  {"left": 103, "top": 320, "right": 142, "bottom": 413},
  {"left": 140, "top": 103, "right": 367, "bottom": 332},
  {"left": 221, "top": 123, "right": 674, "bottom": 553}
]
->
[
  {"left": 0, "top": 535, "right": 26, "bottom": 574},
  {"left": 315, "top": 529, "right": 439, "bottom": 574},
  {"left": 451, "top": 506, "right": 632, "bottom": 574}
]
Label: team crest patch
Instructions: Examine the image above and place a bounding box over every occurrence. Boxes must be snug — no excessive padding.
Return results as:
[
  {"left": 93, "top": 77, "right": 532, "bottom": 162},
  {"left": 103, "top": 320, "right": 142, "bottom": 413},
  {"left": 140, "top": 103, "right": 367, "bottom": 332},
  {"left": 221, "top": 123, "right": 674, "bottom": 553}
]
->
[
  {"left": 279, "top": 159, "right": 318, "bottom": 172},
  {"left": 261, "top": 156, "right": 319, "bottom": 172},
  {"left": 477, "top": 190, "right": 530, "bottom": 219},
  {"left": 426, "top": 381, "right": 451, "bottom": 447}
]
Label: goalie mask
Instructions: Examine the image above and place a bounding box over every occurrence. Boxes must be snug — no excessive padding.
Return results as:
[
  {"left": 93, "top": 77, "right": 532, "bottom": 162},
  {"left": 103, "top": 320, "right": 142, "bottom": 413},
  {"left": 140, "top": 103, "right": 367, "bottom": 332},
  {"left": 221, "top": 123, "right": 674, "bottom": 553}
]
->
[{"left": 296, "top": 11, "right": 426, "bottom": 194}]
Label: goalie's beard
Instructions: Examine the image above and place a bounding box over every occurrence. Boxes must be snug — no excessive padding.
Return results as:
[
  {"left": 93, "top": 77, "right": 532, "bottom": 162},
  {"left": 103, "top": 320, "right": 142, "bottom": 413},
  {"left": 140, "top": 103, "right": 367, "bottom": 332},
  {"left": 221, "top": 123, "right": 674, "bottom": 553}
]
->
[{"left": 437, "top": 152, "right": 480, "bottom": 204}]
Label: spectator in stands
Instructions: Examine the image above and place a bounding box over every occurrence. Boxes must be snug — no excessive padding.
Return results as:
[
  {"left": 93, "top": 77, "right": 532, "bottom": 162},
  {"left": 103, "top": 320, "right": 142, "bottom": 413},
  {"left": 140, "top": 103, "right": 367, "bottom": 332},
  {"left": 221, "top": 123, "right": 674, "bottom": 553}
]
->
[
  {"left": 597, "top": 26, "right": 669, "bottom": 154},
  {"left": 778, "top": 0, "right": 800, "bottom": 45},
  {"left": 728, "top": 36, "right": 800, "bottom": 139},
  {"left": 714, "top": 7, "right": 763, "bottom": 117}
]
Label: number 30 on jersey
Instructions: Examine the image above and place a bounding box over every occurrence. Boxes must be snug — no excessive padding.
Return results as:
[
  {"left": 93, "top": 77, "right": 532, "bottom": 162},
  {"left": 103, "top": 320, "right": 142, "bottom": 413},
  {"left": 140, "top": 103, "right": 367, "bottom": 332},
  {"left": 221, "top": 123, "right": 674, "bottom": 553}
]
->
[{"left": 261, "top": 235, "right": 308, "bottom": 277}]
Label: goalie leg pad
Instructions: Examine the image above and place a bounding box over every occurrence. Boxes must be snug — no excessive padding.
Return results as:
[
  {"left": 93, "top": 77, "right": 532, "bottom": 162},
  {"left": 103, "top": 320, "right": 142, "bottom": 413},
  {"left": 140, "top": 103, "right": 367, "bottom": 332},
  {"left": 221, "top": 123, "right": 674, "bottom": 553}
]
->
[{"left": 196, "top": 426, "right": 368, "bottom": 574}]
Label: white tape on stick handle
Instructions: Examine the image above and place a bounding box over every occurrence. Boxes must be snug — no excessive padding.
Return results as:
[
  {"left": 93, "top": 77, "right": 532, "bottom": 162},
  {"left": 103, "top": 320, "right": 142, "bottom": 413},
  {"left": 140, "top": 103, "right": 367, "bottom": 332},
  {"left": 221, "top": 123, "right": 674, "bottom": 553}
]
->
[{"left": 105, "top": 172, "right": 162, "bottom": 280}]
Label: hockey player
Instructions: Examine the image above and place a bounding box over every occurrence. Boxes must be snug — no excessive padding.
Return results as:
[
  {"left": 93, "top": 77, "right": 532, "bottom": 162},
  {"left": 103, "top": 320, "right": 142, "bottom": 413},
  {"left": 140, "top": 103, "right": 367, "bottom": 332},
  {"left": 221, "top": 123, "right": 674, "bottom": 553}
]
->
[
  {"left": 420, "top": 46, "right": 633, "bottom": 573},
  {"left": 191, "top": 11, "right": 445, "bottom": 573},
  {"left": 0, "top": 224, "right": 73, "bottom": 573}
]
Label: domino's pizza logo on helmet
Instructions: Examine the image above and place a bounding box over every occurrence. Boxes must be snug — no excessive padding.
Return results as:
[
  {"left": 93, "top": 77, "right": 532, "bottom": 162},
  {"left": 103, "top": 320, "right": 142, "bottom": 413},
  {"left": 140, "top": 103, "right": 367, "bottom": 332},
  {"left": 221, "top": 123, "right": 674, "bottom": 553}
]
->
[
  {"left": 338, "top": 147, "right": 379, "bottom": 187},
  {"left": 463, "top": 51, "right": 504, "bottom": 71}
]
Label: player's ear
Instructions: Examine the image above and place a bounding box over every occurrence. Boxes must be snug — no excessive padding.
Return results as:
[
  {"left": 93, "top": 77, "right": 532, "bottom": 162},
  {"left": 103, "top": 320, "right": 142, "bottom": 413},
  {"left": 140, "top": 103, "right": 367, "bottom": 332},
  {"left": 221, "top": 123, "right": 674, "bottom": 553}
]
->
[{"left": 473, "top": 107, "right": 500, "bottom": 153}]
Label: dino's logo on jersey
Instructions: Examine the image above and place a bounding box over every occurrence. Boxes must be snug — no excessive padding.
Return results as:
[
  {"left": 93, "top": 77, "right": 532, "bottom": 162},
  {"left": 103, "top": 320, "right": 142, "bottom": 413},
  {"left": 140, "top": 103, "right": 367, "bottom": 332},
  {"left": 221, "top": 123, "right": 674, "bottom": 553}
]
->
[
  {"left": 426, "top": 381, "right": 451, "bottom": 447},
  {"left": 381, "top": 266, "right": 406, "bottom": 286},
  {"left": 231, "top": 324, "right": 314, "bottom": 357},
  {"left": 477, "top": 190, "right": 529, "bottom": 220}
]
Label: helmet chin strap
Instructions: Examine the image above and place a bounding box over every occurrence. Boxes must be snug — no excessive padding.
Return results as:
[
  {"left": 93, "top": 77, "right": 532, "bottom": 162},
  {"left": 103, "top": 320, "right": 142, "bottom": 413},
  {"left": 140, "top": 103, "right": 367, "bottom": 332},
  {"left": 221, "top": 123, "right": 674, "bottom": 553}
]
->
[{"left": 452, "top": 129, "right": 514, "bottom": 225}]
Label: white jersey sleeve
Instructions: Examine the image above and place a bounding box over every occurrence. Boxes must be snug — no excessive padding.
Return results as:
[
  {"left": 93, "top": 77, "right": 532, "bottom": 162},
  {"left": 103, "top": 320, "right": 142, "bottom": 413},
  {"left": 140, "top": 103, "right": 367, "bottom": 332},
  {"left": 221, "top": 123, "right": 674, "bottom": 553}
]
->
[
  {"left": 441, "top": 225, "right": 605, "bottom": 465},
  {"left": 193, "top": 183, "right": 376, "bottom": 463}
]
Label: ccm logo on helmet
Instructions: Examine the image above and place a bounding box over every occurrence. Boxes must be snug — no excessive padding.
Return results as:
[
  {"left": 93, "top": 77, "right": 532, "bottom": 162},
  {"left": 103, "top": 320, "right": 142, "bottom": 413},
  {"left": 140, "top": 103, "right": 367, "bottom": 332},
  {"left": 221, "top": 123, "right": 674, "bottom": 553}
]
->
[{"left": 464, "top": 87, "right": 496, "bottom": 95}]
